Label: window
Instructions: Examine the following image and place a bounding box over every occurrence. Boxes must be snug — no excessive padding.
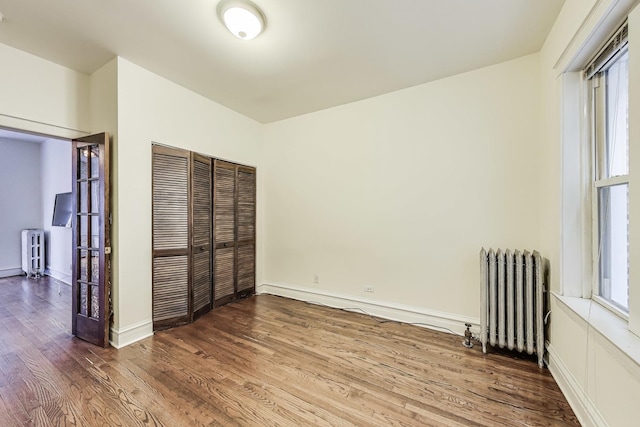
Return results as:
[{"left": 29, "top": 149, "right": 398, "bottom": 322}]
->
[{"left": 587, "top": 23, "right": 629, "bottom": 314}]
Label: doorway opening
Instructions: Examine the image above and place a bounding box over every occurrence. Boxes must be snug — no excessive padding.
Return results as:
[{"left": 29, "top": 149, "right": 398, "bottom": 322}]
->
[{"left": 0, "top": 126, "right": 73, "bottom": 337}]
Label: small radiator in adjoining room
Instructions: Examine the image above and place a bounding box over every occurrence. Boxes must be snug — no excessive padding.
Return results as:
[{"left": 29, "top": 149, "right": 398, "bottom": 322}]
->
[
  {"left": 22, "top": 229, "right": 45, "bottom": 278},
  {"left": 479, "top": 248, "right": 548, "bottom": 368}
]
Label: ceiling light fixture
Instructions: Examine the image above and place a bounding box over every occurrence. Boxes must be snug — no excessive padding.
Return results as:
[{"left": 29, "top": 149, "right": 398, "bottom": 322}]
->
[{"left": 217, "top": 0, "right": 266, "bottom": 40}]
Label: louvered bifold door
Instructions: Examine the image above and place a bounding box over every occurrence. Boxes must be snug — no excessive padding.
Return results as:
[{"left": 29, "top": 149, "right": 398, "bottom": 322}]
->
[
  {"left": 236, "top": 166, "right": 256, "bottom": 297},
  {"left": 152, "top": 146, "right": 191, "bottom": 330},
  {"left": 213, "top": 160, "right": 236, "bottom": 306},
  {"left": 191, "top": 153, "right": 212, "bottom": 320}
]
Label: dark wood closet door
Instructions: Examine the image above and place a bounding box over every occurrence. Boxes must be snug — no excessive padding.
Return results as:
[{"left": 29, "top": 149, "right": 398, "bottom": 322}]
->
[
  {"left": 152, "top": 147, "right": 256, "bottom": 322},
  {"left": 191, "top": 153, "right": 212, "bottom": 319},
  {"left": 213, "top": 160, "right": 237, "bottom": 306},
  {"left": 152, "top": 146, "right": 191, "bottom": 329},
  {"left": 236, "top": 166, "right": 256, "bottom": 297}
]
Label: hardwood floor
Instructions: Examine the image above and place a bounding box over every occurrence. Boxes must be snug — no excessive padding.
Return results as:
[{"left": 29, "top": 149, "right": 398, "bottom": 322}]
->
[{"left": 0, "top": 275, "right": 579, "bottom": 426}]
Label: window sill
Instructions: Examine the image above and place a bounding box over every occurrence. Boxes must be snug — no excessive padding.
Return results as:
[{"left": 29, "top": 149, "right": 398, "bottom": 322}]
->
[{"left": 552, "top": 292, "right": 640, "bottom": 368}]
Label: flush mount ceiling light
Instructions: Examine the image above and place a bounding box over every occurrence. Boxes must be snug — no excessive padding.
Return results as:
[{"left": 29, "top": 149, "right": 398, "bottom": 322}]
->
[{"left": 217, "top": 0, "right": 266, "bottom": 40}]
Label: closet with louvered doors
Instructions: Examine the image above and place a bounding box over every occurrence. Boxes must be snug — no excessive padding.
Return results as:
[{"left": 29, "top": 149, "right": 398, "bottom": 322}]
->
[
  {"left": 152, "top": 146, "right": 214, "bottom": 330},
  {"left": 213, "top": 160, "right": 256, "bottom": 306},
  {"left": 152, "top": 145, "right": 256, "bottom": 330}
]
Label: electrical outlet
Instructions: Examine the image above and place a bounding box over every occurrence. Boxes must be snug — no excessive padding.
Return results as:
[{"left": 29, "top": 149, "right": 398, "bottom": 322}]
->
[
  {"left": 364, "top": 285, "right": 374, "bottom": 293},
  {"left": 313, "top": 274, "right": 319, "bottom": 284}
]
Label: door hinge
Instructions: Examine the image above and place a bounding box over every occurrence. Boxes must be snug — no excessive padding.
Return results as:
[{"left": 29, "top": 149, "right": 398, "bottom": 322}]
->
[
  {"left": 105, "top": 246, "right": 112, "bottom": 254},
  {"left": 109, "top": 213, "right": 113, "bottom": 225}
]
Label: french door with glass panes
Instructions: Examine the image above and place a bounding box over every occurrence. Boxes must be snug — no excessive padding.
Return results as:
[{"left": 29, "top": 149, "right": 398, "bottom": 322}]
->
[{"left": 72, "top": 133, "right": 111, "bottom": 347}]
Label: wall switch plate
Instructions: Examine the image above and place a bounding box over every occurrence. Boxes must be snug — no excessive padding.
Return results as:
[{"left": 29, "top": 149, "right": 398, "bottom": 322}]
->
[
  {"left": 364, "top": 285, "right": 374, "bottom": 293},
  {"left": 313, "top": 274, "right": 319, "bottom": 284}
]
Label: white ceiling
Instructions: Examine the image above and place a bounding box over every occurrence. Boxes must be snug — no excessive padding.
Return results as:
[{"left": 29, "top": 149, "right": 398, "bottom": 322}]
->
[{"left": 0, "top": 0, "right": 564, "bottom": 123}]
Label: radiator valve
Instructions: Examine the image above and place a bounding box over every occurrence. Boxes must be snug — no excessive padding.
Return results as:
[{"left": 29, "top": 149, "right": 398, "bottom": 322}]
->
[{"left": 462, "top": 323, "right": 473, "bottom": 348}]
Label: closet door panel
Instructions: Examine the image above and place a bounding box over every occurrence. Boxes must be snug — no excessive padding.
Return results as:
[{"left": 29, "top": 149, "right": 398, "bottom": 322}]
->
[
  {"left": 214, "top": 246, "right": 235, "bottom": 305},
  {"left": 213, "top": 160, "right": 237, "bottom": 305},
  {"left": 191, "top": 153, "right": 212, "bottom": 318},
  {"left": 192, "top": 251, "right": 211, "bottom": 314},
  {"left": 237, "top": 168, "right": 256, "bottom": 242},
  {"left": 153, "top": 150, "right": 189, "bottom": 251},
  {"left": 214, "top": 162, "right": 236, "bottom": 244},
  {"left": 152, "top": 146, "right": 191, "bottom": 329},
  {"left": 236, "top": 167, "right": 256, "bottom": 296},
  {"left": 152, "top": 256, "right": 189, "bottom": 322},
  {"left": 237, "top": 243, "right": 255, "bottom": 293}
]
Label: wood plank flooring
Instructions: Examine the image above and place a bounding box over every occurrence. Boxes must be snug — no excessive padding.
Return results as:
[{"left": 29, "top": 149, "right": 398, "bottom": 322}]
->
[{"left": 0, "top": 275, "right": 579, "bottom": 426}]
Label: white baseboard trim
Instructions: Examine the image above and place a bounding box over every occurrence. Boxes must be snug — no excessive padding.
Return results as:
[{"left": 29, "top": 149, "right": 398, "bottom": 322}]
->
[
  {"left": 257, "top": 282, "right": 478, "bottom": 337},
  {"left": 45, "top": 267, "right": 71, "bottom": 285},
  {"left": 0, "top": 268, "right": 23, "bottom": 278},
  {"left": 109, "top": 319, "right": 153, "bottom": 349},
  {"left": 547, "top": 344, "right": 607, "bottom": 427}
]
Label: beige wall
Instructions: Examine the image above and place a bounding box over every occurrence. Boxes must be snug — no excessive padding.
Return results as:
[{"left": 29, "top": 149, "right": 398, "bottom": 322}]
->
[
  {"left": 0, "top": 42, "right": 89, "bottom": 138},
  {"left": 89, "top": 58, "right": 120, "bottom": 333},
  {"left": 262, "top": 53, "right": 542, "bottom": 320}
]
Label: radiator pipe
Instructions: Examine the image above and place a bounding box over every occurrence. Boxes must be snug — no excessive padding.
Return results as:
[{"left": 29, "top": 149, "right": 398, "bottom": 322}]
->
[{"left": 462, "top": 323, "right": 473, "bottom": 348}]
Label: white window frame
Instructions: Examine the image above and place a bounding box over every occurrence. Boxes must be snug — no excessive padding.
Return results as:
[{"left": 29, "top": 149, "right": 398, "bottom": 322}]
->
[{"left": 585, "top": 23, "right": 630, "bottom": 320}]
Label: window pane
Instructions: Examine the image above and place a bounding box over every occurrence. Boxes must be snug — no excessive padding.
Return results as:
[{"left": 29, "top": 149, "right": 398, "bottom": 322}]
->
[
  {"left": 598, "top": 184, "right": 629, "bottom": 311},
  {"left": 604, "top": 51, "right": 629, "bottom": 178}
]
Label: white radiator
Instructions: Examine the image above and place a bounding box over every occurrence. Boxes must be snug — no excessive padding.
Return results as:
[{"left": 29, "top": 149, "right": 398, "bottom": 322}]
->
[
  {"left": 479, "top": 248, "right": 547, "bottom": 368},
  {"left": 21, "top": 229, "right": 45, "bottom": 278}
]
